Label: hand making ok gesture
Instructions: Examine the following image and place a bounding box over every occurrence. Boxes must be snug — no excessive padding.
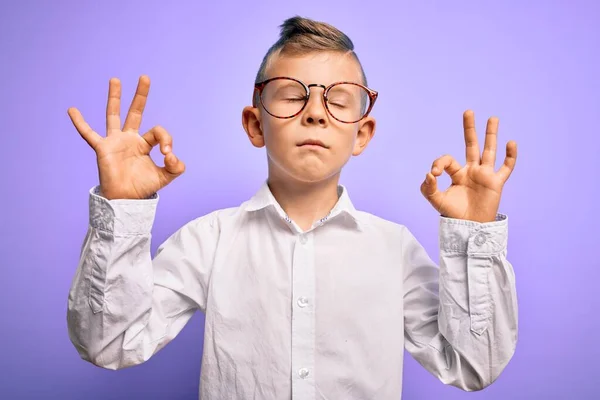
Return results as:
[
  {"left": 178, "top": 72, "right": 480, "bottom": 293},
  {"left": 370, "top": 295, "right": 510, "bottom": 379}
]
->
[
  {"left": 420, "top": 110, "right": 518, "bottom": 223},
  {"left": 68, "top": 75, "right": 185, "bottom": 200}
]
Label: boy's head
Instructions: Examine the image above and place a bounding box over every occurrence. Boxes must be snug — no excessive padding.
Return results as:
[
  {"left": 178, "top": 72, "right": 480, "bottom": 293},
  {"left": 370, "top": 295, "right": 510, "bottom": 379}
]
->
[{"left": 242, "top": 16, "right": 377, "bottom": 185}]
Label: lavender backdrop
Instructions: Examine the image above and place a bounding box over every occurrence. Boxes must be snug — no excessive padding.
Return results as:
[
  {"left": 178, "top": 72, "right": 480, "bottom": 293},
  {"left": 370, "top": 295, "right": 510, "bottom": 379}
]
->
[{"left": 1, "top": 0, "right": 598, "bottom": 399}]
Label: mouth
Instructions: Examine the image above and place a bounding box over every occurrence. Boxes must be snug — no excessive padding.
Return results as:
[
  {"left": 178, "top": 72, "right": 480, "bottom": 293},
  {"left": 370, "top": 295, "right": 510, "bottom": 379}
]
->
[{"left": 297, "top": 139, "right": 328, "bottom": 149}]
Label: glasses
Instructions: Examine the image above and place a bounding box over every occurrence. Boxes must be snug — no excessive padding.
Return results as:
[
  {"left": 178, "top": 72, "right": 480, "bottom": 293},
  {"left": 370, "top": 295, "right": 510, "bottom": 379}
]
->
[{"left": 253, "top": 77, "right": 378, "bottom": 124}]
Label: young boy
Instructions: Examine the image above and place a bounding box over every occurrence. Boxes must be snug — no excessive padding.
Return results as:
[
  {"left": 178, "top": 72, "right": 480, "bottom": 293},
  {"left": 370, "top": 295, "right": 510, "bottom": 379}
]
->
[{"left": 66, "top": 16, "right": 518, "bottom": 400}]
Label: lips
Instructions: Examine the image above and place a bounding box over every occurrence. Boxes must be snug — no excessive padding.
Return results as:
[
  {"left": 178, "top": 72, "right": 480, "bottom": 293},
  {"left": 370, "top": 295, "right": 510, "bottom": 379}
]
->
[{"left": 298, "top": 139, "right": 328, "bottom": 148}]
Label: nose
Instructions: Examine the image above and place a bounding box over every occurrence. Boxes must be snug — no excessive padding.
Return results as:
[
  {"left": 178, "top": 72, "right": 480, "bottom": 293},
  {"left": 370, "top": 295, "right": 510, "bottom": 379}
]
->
[{"left": 302, "top": 84, "right": 328, "bottom": 126}]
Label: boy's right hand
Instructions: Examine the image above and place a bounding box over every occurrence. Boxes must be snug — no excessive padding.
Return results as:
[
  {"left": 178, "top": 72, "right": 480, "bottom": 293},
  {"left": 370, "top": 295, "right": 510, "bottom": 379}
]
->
[{"left": 68, "top": 75, "right": 185, "bottom": 200}]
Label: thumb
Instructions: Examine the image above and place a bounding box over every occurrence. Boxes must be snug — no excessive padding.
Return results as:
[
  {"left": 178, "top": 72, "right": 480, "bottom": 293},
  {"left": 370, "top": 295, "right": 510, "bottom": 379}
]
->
[{"left": 420, "top": 172, "right": 443, "bottom": 211}]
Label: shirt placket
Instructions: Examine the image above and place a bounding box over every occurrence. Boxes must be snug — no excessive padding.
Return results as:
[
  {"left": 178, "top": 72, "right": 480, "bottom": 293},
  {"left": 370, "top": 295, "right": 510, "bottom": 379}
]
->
[{"left": 291, "top": 230, "right": 316, "bottom": 399}]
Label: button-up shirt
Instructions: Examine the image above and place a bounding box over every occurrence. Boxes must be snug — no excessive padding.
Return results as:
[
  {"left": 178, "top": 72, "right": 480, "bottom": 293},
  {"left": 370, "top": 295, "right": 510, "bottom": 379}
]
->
[{"left": 67, "top": 182, "right": 518, "bottom": 399}]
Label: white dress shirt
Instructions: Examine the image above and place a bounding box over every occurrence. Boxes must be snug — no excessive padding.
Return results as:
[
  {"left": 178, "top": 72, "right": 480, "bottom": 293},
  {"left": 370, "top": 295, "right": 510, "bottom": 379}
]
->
[{"left": 67, "top": 182, "right": 518, "bottom": 399}]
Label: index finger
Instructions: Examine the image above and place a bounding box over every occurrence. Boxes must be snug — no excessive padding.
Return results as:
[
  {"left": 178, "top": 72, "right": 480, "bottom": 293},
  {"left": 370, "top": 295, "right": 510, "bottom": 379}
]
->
[
  {"left": 122, "top": 75, "right": 151, "bottom": 132},
  {"left": 463, "top": 110, "right": 480, "bottom": 164}
]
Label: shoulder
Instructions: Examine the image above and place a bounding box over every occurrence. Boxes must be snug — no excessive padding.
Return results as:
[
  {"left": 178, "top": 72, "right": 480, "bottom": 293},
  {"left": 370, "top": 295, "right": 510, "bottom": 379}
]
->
[
  {"left": 355, "top": 210, "right": 409, "bottom": 239},
  {"left": 185, "top": 205, "right": 243, "bottom": 230}
]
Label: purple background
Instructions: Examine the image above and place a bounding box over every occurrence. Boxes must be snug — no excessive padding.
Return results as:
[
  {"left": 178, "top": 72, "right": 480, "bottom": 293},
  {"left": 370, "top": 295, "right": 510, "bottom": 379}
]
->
[{"left": 1, "top": 1, "right": 598, "bottom": 399}]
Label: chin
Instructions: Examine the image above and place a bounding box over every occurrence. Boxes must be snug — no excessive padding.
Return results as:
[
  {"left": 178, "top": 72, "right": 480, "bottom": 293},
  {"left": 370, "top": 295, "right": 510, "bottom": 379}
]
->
[
  {"left": 268, "top": 153, "right": 343, "bottom": 184},
  {"left": 287, "top": 167, "right": 341, "bottom": 184}
]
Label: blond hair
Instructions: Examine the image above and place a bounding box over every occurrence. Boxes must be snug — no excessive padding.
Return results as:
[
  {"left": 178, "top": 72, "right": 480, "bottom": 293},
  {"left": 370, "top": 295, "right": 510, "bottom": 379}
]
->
[{"left": 255, "top": 16, "right": 368, "bottom": 86}]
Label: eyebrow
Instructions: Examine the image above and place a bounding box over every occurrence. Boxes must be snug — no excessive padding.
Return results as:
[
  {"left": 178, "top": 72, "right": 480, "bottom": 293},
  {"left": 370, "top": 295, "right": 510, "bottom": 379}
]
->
[{"left": 275, "top": 82, "right": 302, "bottom": 90}]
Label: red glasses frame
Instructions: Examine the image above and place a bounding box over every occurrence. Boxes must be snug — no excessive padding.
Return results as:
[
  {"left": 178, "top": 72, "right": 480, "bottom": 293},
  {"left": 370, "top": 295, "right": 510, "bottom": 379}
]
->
[{"left": 253, "top": 76, "right": 378, "bottom": 124}]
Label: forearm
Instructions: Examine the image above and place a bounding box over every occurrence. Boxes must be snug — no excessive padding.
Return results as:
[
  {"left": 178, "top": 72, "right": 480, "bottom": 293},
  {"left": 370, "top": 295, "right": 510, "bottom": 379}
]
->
[
  {"left": 66, "top": 187, "right": 198, "bottom": 370},
  {"left": 439, "top": 214, "right": 517, "bottom": 388},
  {"left": 403, "top": 214, "right": 518, "bottom": 391},
  {"left": 67, "top": 225, "right": 158, "bottom": 369}
]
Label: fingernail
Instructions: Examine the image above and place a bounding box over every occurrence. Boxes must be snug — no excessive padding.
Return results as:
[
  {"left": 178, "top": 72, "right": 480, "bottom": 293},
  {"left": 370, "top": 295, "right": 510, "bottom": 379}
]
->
[
  {"left": 164, "top": 145, "right": 171, "bottom": 153},
  {"left": 432, "top": 167, "right": 439, "bottom": 174}
]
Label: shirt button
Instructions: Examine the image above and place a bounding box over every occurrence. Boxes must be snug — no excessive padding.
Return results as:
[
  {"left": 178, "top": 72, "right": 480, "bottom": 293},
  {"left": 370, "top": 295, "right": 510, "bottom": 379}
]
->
[
  {"left": 298, "top": 368, "right": 309, "bottom": 379},
  {"left": 474, "top": 233, "right": 486, "bottom": 246},
  {"left": 297, "top": 296, "right": 309, "bottom": 308},
  {"left": 299, "top": 234, "right": 307, "bottom": 244}
]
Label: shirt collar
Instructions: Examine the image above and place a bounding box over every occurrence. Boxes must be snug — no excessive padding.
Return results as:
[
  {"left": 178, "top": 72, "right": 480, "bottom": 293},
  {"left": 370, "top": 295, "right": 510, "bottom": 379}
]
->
[{"left": 244, "top": 180, "right": 363, "bottom": 230}]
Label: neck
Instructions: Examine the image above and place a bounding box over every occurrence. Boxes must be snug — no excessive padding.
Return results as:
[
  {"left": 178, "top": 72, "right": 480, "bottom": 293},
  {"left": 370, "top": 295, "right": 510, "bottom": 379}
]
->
[{"left": 267, "top": 172, "right": 341, "bottom": 232}]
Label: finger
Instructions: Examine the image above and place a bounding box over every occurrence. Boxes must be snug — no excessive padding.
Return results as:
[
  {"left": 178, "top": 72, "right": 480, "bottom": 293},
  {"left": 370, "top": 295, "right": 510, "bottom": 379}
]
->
[
  {"left": 498, "top": 140, "right": 517, "bottom": 182},
  {"left": 106, "top": 77, "right": 121, "bottom": 134},
  {"left": 463, "top": 110, "right": 480, "bottom": 164},
  {"left": 141, "top": 125, "right": 173, "bottom": 154},
  {"left": 481, "top": 116, "right": 499, "bottom": 166},
  {"left": 161, "top": 152, "right": 186, "bottom": 179},
  {"left": 431, "top": 154, "right": 462, "bottom": 177},
  {"left": 123, "top": 75, "right": 151, "bottom": 132},
  {"left": 420, "top": 172, "right": 444, "bottom": 212},
  {"left": 67, "top": 107, "right": 102, "bottom": 149}
]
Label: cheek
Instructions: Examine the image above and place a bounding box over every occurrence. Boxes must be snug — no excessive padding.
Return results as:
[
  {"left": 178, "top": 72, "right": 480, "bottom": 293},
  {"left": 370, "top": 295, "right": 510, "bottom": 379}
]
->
[
  {"left": 337, "top": 127, "right": 358, "bottom": 151},
  {"left": 263, "top": 123, "right": 295, "bottom": 159}
]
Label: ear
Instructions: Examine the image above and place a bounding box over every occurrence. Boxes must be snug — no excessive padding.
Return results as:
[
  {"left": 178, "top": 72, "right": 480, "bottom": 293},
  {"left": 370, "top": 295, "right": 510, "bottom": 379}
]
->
[
  {"left": 352, "top": 116, "right": 376, "bottom": 156},
  {"left": 242, "top": 106, "right": 264, "bottom": 148}
]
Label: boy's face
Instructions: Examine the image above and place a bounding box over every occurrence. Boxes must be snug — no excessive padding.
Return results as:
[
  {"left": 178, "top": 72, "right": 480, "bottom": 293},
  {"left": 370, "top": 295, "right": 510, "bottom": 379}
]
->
[{"left": 242, "top": 51, "right": 376, "bottom": 184}]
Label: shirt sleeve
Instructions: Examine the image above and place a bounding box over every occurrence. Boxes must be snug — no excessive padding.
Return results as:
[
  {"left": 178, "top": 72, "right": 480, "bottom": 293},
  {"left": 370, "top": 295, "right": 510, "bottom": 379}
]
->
[
  {"left": 402, "top": 213, "right": 518, "bottom": 391},
  {"left": 66, "top": 186, "right": 219, "bottom": 370}
]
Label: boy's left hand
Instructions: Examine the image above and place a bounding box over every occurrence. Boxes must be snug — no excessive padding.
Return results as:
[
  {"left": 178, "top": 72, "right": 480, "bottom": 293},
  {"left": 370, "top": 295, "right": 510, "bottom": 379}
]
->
[{"left": 420, "top": 110, "right": 518, "bottom": 223}]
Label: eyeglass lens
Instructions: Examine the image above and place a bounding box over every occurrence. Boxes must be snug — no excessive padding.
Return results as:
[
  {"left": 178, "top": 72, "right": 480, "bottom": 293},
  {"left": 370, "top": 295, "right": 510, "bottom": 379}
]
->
[{"left": 260, "top": 78, "right": 370, "bottom": 122}]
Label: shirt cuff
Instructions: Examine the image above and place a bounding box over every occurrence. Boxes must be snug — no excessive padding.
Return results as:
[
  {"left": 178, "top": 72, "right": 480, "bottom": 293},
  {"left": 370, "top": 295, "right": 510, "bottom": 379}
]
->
[
  {"left": 439, "top": 213, "right": 508, "bottom": 255},
  {"left": 89, "top": 185, "right": 159, "bottom": 235}
]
